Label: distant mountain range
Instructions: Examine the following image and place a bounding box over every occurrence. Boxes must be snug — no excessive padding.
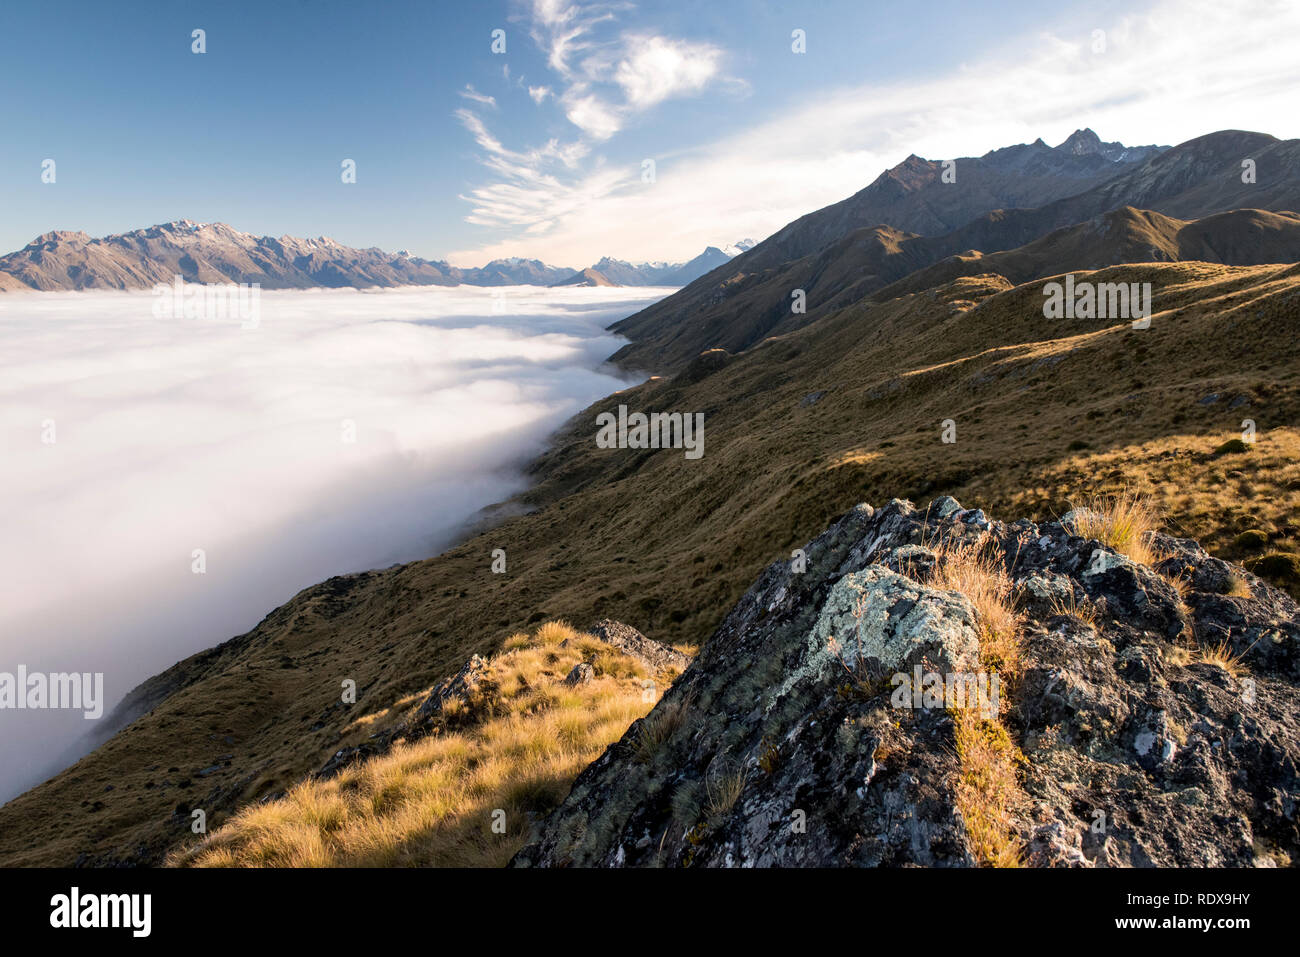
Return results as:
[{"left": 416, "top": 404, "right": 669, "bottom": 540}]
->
[
  {"left": 551, "top": 242, "right": 757, "bottom": 287},
  {"left": 0, "top": 221, "right": 755, "bottom": 292}
]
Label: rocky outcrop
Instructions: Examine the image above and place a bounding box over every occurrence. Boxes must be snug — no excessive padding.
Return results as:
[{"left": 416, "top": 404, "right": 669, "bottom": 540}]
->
[
  {"left": 317, "top": 623, "right": 682, "bottom": 780},
  {"left": 588, "top": 620, "right": 691, "bottom": 674},
  {"left": 512, "top": 498, "right": 1300, "bottom": 867}
]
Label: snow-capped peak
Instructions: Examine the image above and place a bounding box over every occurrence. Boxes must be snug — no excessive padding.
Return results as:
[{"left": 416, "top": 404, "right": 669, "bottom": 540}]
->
[{"left": 719, "top": 238, "right": 757, "bottom": 257}]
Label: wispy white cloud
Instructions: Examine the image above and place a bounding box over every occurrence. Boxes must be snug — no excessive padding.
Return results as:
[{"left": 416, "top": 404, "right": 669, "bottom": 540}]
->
[
  {"left": 459, "top": 83, "right": 498, "bottom": 108},
  {"left": 527, "top": 0, "right": 624, "bottom": 79},
  {"left": 449, "top": 0, "right": 1300, "bottom": 266},
  {"left": 614, "top": 34, "right": 721, "bottom": 109},
  {"left": 561, "top": 89, "right": 624, "bottom": 139},
  {"left": 449, "top": 0, "right": 732, "bottom": 259}
]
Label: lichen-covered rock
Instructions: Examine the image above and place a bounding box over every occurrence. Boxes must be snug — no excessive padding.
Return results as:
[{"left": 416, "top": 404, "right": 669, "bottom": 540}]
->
[
  {"left": 415, "top": 654, "right": 491, "bottom": 725},
  {"left": 512, "top": 498, "right": 1300, "bottom": 868},
  {"left": 773, "top": 568, "right": 979, "bottom": 707}
]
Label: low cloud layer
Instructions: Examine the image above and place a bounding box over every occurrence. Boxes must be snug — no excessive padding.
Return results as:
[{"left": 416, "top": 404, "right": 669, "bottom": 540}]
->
[{"left": 0, "top": 285, "right": 664, "bottom": 802}]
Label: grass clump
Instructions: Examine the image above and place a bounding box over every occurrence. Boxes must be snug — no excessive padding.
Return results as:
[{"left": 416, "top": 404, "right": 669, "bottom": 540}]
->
[
  {"left": 1223, "top": 572, "right": 1254, "bottom": 599},
  {"left": 1067, "top": 492, "right": 1164, "bottom": 567},
  {"left": 632, "top": 691, "right": 692, "bottom": 763},
  {"left": 952, "top": 710, "right": 1024, "bottom": 868},
  {"left": 704, "top": 768, "right": 747, "bottom": 823},
  {"left": 1233, "top": 529, "right": 1269, "bottom": 551},
  {"left": 1248, "top": 552, "right": 1300, "bottom": 586},
  {"left": 931, "top": 541, "right": 1023, "bottom": 678},
  {"left": 1046, "top": 588, "right": 1098, "bottom": 629},
  {"left": 166, "top": 621, "right": 659, "bottom": 868},
  {"left": 1194, "top": 639, "right": 1248, "bottom": 678}
]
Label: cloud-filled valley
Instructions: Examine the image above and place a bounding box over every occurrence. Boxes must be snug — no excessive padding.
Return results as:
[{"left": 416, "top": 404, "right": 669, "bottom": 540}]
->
[{"left": 0, "top": 284, "right": 666, "bottom": 801}]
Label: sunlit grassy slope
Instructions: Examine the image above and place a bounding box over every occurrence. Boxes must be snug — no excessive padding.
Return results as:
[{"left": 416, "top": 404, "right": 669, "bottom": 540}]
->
[{"left": 167, "top": 622, "right": 671, "bottom": 867}]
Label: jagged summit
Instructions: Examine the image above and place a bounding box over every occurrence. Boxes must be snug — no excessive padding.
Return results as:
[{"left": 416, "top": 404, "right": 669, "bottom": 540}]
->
[
  {"left": 1058, "top": 127, "right": 1107, "bottom": 155},
  {"left": 1056, "top": 128, "right": 1166, "bottom": 163}
]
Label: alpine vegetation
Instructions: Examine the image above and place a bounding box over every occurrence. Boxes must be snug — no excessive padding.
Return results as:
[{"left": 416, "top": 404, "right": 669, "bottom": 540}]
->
[{"left": 5, "top": 0, "right": 1300, "bottom": 915}]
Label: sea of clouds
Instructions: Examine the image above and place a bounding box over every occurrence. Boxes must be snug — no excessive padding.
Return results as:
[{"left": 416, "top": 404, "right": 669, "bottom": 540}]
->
[{"left": 0, "top": 284, "right": 668, "bottom": 802}]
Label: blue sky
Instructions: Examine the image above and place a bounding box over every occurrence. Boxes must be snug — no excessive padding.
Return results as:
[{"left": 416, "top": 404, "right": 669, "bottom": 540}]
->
[{"left": 2, "top": 0, "right": 1297, "bottom": 266}]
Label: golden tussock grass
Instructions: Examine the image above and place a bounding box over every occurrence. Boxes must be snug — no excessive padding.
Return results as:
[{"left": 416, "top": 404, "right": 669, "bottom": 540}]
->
[
  {"left": 930, "top": 541, "right": 1025, "bottom": 867},
  {"left": 10, "top": 263, "right": 1297, "bottom": 867},
  {"left": 931, "top": 540, "right": 1023, "bottom": 679},
  {"left": 1194, "top": 639, "right": 1248, "bottom": 678},
  {"left": 1224, "top": 572, "right": 1254, "bottom": 599},
  {"left": 1068, "top": 491, "right": 1164, "bottom": 567},
  {"left": 165, "top": 621, "right": 659, "bottom": 868},
  {"left": 952, "top": 710, "right": 1024, "bottom": 868},
  {"left": 1045, "top": 588, "right": 1099, "bottom": 629}
]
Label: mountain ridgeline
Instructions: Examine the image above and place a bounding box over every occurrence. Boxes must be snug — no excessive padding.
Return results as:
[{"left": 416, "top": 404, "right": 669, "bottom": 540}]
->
[
  {"left": 610, "top": 129, "right": 1300, "bottom": 371},
  {"left": 0, "top": 221, "right": 754, "bottom": 292}
]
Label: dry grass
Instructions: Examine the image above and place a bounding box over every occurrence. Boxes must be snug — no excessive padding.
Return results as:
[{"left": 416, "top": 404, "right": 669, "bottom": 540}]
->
[
  {"left": 1045, "top": 588, "right": 1099, "bottom": 629},
  {"left": 1164, "top": 570, "right": 1193, "bottom": 600},
  {"left": 10, "top": 263, "right": 1298, "bottom": 867},
  {"left": 931, "top": 541, "right": 1023, "bottom": 679},
  {"left": 633, "top": 691, "right": 692, "bottom": 763},
  {"left": 930, "top": 540, "right": 1025, "bottom": 867},
  {"left": 952, "top": 710, "right": 1024, "bottom": 868},
  {"left": 1006, "top": 430, "right": 1300, "bottom": 601},
  {"left": 1224, "top": 572, "right": 1254, "bottom": 599},
  {"left": 704, "top": 768, "right": 747, "bottom": 823},
  {"left": 1194, "top": 639, "right": 1247, "bottom": 678},
  {"left": 1068, "top": 492, "right": 1164, "bottom": 566},
  {"left": 166, "top": 622, "right": 658, "bottom": 868}
]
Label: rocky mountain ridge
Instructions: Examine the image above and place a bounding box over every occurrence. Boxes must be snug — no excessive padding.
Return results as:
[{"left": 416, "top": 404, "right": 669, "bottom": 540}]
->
[
  {"left": 610, "top": 129, "right": 1299, "bottom": 371},
  {"left": 514, "top": 497, "right": 1300, "bottom": 867},
  {"left": 1, "top": 123, "right": 1297, "bottom": 869}
]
